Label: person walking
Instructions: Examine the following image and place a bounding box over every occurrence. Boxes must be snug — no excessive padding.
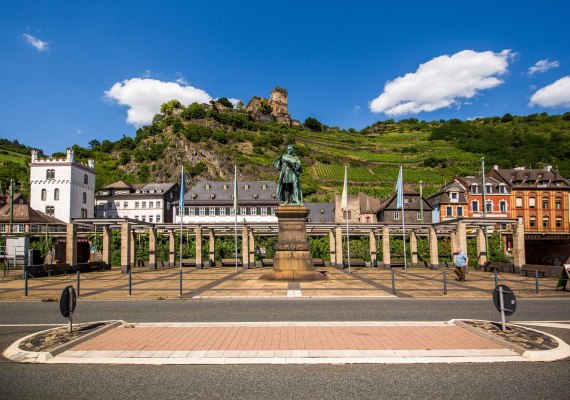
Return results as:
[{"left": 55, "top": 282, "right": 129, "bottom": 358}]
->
[{"left": 454, "top": 248, "right": 468, "bottom": 281}]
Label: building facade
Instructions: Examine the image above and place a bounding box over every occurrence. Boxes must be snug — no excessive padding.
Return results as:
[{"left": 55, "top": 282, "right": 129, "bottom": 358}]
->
[
  {"left": 379, "top": 185, "right": 433, "bottom": 224},
  {"left": 427, "top": 181, "right": 468, "bottom": 223},
  {"left": 456, "top": 175, "right": 510, "bottom": 219},
  {"left": 95, "top": 181, "right": 179, "bottom": 223},
  {"left": 334, "top": 193, "right": 382, "bottom": 224},
  {"left": 29, "top": 149, "right": 95, "bottom": 223}
]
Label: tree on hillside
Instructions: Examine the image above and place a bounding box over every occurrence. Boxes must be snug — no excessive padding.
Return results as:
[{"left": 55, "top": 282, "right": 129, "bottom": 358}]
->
[
  {"left": 217, "top": 97, "right": 233, "bottom": 109},
  {"left": 181, "top": 102, "right": 206, "bottom": 120},
  {"left": 160, "top": 100, "right": 184, "bottom": 115},
  {"left": 502, "top": 113, "right": 514, "bottom": 122},
  {"left": 88, "top": 139, "right": 101, "bottom": 149},
  {"left": 258, "top": 99, "right": 272, "bottom": 115},
  {"left": 304, "top": 117, "right": 323, "bottom": 132}
]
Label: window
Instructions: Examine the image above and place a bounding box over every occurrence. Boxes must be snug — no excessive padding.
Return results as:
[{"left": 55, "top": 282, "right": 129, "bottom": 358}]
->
[
  {"left": 262, "top": 184, "right": 267, "bottom": 190},
  {"left": 205, "top": 184, "right": 210, "bottom": 190},
  {"left": 149, "top": 216, "right": 153, "bottom": 223},
  {"left": 486, "top": 201, "right": 492, "bottom": 212},
  {"left": 156, "top": 215, "right": 161, "bottom": 223},
  {"left": 84, "top": 174, "right": 88, "bottom": 185},
  {"left": 82, "top": 192, "right": 87, "bottom": 204},
  {"left": 156, "top": 201, "right": 161, "bottom": 208},
  {"left": 485, "top": 186, "right": 492, "bottom": 194},
  {"left": 515, "top": 197, "right": 523, "bottom": 208},
  {"left": 446, "top": 206, "right": 452, "bottom": 216},
  {"left": 244, "top": 184, "right": 249, "bottom": 190},
  {"left": 54, "top": 188, "right": 59, "bottom": 200},
  {"left": 230, "top": 207, "right": 235, "bottom": 216},
  {"left": 542, "top": 199, "right": 548, "bottom": 209},
  {"left": 135, "top": 202, "right": 139, "bottom": 209},
  {"left": 499, "top": 201, "right": 507, "bottom": 213},
  {"left": 199, "top": 207, "right": 205, "bottom": 216},
  {"left": 46, "top": 169, "right": 55, "bottom": 180},
  {"left": 529, "top": 198, "right": 536, "bottom": 208},
  {"left": 115, "top": 202, "right": 120, "bottom": 209},
  {"left": 416, "top": 211, "right": 422, "bottom": 221},
  {"left": 209, "top": 207, "right": 215, "bottom": 216},
  {"left": 261, "top": 207, "right": 267, "bottom": 216},
  {"left": 189, "top": 207, "right": 195, "bottom": 216},
  {"left": 220, "top": 207, "right": 226, "bottom": 216},
  {"left": 271, "top": 207, "right": 276, "bottom": 215},
  {"left": 471, "top": 201, "right": 479, "bottom": 212},
  {"left": 107, "top": 201, "right": 112, "bottom": 209},
  {"left": 41, "top": 189, "right": 47, "bottom": 201},
  {"left": 542, "top": 216, "right": 549, "bottom": 228},
  {"left": 556, "top": 217, "right": 562, "bottom": 228},
  {"left": 149, "top": 201, "right": 154, "bottom": 209},
  {"left": 124, "top": 201, "right": 128, "bottom": 209},
  {"left": 529, "top": 216, "right": 536, "bottom": 227},
  {"left": 45, "top": 206, "right": 54, "bottom": 216},
  {"left": 142, "top": 216, "right": 146, "bottom": 222},
  {"left": 251, "top": 207, "right": 257, "bottom": 216},
  {"left": 470, "top": 185, "right": 479, "bottom": 194},
  {"left": 241, "top": 207, "right": 247, "bottom": 215},
  {"left": 142, "top": 201, "right": 146, "bottom": 209},
  {"left": 555, "top": 199, "right": 561, "bottom": 209},
  {"left": 81, "top": 208, "right": 87, "bottom": 218},
  {"left": 394, "top": 211, "right": 400, "bottom": 220},
  {"left": 457, "top": 207, "right": 463, "bottom": 217},
  {"left": 499, "top": 186, "right": 506, "bottom": 194},
  {"left": 450, "top": 192, "right": 458, "bottom": 202}
]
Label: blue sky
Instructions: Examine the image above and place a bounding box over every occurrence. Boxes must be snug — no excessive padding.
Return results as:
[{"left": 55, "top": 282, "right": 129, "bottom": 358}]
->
[{"left": 1, "top": 0, "right": 569, "bottom": 154}]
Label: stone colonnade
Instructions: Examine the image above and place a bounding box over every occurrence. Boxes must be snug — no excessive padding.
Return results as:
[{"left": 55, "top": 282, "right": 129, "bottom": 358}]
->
[{"left": 66, "top": 219, "right": 526, "bottom": 272}]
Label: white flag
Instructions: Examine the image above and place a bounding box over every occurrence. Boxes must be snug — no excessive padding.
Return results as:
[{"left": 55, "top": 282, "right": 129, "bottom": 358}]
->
[{"left": 341, "top": 165, "right": 348, "bottom": 210}]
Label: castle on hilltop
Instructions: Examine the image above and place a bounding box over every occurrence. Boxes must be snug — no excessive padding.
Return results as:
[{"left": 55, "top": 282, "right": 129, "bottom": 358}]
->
[{"left": 244, "top": 87, "right": 293, "bottom": 125}]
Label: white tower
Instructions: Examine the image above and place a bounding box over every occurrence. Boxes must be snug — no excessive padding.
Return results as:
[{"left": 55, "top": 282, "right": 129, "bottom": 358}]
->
[{"left": 29, "top": 149, "right": 96, "bottom": 223}]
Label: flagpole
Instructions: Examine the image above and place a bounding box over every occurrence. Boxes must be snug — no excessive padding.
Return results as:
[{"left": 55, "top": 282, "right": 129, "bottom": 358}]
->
[
  {"left": 345, "top": 167, "right": 351, "bottom": 274},
  {"left": 400, "top": 166, "right": 407, "bottom": 272},
  {"left": 234, "top": 166, "right": 238, "bottom": 275},
  {"left": 179, "top": 166, "right": 184, "bottom": 296}
]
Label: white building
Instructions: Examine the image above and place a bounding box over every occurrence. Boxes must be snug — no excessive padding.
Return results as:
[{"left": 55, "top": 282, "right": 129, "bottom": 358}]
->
[
  {"left": 29, "top": 149, "right": 95, "bottom": 223},
  {"left": 95, "top": 181, "right": 179, "bottom": 223}
]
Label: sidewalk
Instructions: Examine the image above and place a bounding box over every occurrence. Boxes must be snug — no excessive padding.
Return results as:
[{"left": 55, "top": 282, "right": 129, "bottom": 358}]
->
[{"left": 7, "top": 321, "right": 553, "bottom": 364}]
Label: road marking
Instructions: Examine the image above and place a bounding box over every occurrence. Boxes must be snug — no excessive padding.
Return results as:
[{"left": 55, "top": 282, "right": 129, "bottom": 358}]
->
[
  {"left": 287, "top": 290, "right": 302, "bottom": 297},
  {"left": 514, "top": 322, "right": 570, "bottom": 329},
  {"left": 0, "top": 324, "right": 63, "bottom": 327}
]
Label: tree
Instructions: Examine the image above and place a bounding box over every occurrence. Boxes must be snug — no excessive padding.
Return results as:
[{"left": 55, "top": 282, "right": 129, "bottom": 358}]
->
[
  {"left": 88, "top": 139, "right": 101, "bottom": 149},
  {"left": 217, "top": 97, "right": 233, "bottom": 109},
  {"left": 501, "top": 113, "right": 514, "bottom": 122},
  {"left": 160, "top": 100, "right": 183, "bottom": 115},
  {"left": 304, "top": 117, "right": 323, "bottom": 132},
  {"left": 181, "top": 102, "right": 206, "bottom": 120},
  {"left": 257, "top": 99, "right": 272, "bottom": 115}
]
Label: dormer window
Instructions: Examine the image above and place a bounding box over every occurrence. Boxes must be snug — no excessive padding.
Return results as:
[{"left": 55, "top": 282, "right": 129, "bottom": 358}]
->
[
  {"left": 192, "top": 193, "right": 197, "bottom": 200},
  {"left": 253, "top": 193, "right": 258, "bottom": 199},
  {"left": 262, "top": 184, "right": 267, "bottom": 190},
  {"left": 206, "top": 184, "right": 210, "bottom": 190},
  {"left": 244, "top": 184, "right": 249, "bottom": 190},
  {"left": 450, "top": 192, "right": 458, "bottom": 202},
  {"left": 470, "top": 185, "right": 479, "bottom": 194},
  {"left": 485, "top": 186, "right": 492, "bottom": 194},
  {"left": 210, "top": 193, "right": 216, "bottom": 200},
  {"left": 223, "top": 184, "right": 228, "bottom": 190}
]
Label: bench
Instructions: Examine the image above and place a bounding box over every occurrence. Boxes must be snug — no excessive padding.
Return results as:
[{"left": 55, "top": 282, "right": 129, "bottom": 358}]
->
[
  {"left": 313, "top": 258, "right": 325, "bottom": 267},
  {"left": 261, "top": 258, "right": 273, "bottom": 267},
  {"left": 221, "top": 258, "right": 242, "bottom": 267},
  {"left": 181, "top": 259, "right": 199, "bottom": 268},
  {"left": 481, "top": 261, "right": 501, "bottom": 272},
  {"left": 24, "top": 264, "right": 46, "bottom": 277},
  {"left": 44, "top": 263, "right": 71, "bottom": 276},
  {"left": 343, "top": 258, "right": 366, "bottom": 268},
  {"left": 522, "top": 264, "right": 549, "bottom": 278}
]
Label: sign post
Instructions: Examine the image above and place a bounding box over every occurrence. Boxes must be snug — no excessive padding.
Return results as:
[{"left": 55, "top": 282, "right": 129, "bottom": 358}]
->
[
  {"left": 60, "top": 285, "right": 77, "bottom": 333},
  {"left": 493, "top": 284, "right": 516, "bottom": 332}
]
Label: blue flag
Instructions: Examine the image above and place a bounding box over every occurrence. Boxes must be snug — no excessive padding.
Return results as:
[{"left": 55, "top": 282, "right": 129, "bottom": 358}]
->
[
  {"left": 396, "top": 166, "right": 403, "bottom": 209},
  {"left": 179, "top": 166, "right": 185, "bottom": 215}
]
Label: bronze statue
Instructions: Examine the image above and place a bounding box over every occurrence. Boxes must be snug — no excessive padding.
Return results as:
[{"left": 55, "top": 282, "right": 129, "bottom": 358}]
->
[{"left": 274, "top": 144, "right": 303, "bottom": 205}]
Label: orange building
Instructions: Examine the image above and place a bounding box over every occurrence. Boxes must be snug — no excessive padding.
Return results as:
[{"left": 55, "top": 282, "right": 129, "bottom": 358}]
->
[
  {"left": 456, "top": 176, "right": 510, "bottom": 219},
  {"left": 490, "top": 165, "right": 570, "bottom": 234}
]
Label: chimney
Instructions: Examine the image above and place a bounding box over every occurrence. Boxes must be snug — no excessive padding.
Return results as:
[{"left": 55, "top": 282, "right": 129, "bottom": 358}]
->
[
  {"left": 66, "top": 148, "right": 74, "bottom": 162},
  {"left": 31, "top": 149, "right": 38, "bottom": 163},
  {"left": 544, "top": 165, "right": 552, "bottom": 171},
  {"left": 88, "top": 159, "right": 95, "bottom": 169},
  {"left": 493, "top": 165, "right": 499, "bottom": 170}
]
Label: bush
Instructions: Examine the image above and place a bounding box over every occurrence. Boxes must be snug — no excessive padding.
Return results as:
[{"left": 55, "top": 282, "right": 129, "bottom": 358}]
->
[
  {"left": 304, "top": 117, "right": 323, "bottom": 132},
  {"left": 181, "top": 102, "right": 206, "bottom": 120}
]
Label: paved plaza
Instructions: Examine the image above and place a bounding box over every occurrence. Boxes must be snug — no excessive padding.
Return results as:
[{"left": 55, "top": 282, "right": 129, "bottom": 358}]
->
[{"left": 1, "top": 266, "right": 567, "bottom": 300}]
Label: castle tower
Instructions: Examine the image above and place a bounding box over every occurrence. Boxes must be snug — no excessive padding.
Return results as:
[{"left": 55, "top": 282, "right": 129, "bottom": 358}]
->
[
  {"left": 29, "top": 149, "right": 96, "bottom": 223},
  {"left": 269, "top": 87, "right": 291, "bottom": 125}
]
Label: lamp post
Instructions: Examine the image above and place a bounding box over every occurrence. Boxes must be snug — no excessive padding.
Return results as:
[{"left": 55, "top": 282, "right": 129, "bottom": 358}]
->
[
  {"left": 9, "top": 179, "right": 14, "bottom": 234},
  {"left": 481, "top": 158, "right": 489, "bottom": 262},
  {"left": 419, "top": 181, "right": 424, "bottom": 222}
]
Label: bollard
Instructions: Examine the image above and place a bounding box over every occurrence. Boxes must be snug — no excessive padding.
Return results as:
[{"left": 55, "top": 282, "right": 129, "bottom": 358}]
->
[
  {"left": 535, "top": 270, "right": 540, "bottom": 294},
  {"left": 391, "top": 269, "right": 396, "bottom": 295},
  {"left": 76, "top": 271, "right": 80, "bottom": 296},
  {"left": 494, "top": 269, "right": 499, "bottom": 287},
  {"left": 128, "top": 268, "right": 132, "bottom": 296},
  {"left": 24, "top": 270, "right": 28, "bottom": 297},
  {"left": 443, "top": 270, "right": 448, "bottom": 296},
  {"left": 179, "top": 269, "right": 183, "bottom": 296}
]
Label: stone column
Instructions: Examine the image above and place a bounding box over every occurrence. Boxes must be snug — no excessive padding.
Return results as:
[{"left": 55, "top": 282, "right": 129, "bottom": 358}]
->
[
  {"left": 130, "top": 230, "right": 137, "bottom": 268},
  {"left": 382, "top": 226, "right": 390, "bottom": 268},
  {"left": 410, "top": 230, "right": 418, "bottom": 266},
  {"left": 195, "top": 226, "right": 202, "bottom": 269},
  {"left": 149, "top": 227, "right": 157, "bottom": 270},
  {"left": 120, "top": 222, "right": 131, "bottom": 273},
  {"left": 450, "top": 231, "right": 457, "bottom": 263},
  {"left": 66, "top": 223, "right": 77, "bottom": 267},
  {"left": 335, "top": 226, "right": 343, "bottom": 268},
  {"left": 209, "top": 230, "right": 215, "bottom": 267},
  {"left": 329, "top": 230, "right": 336, "bottom": 267},
  {"left": 242, "top": 226, "right": 249, "bottom": 269},
  {"left": 476, "top": 227, "right": 487, "bottom": 267},
  {"left": 429, "top": 227, "right": 439, "bottom": 268},
  {"left": 457, "top": 221, "right": 467, "bottom": 255},
  {"left": 168, "top": 230, "right": 175, "bottom": 267},
  {"left": 248, "top": 229, "right": 255, "bottom": 266},
  {"left": 102, "top": 226, "right": 112, "bottom": 267},
  {"left": 513, "top": 218, "right": 526, "bottom": 269},
  {"left": 369, "top": 230, "right": 377, "bottom": 267}
]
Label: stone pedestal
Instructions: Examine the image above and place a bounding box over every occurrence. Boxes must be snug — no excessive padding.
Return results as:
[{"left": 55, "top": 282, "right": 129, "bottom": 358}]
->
[{"left": 261, "top": 205, "right": 327, "bottom": 281}]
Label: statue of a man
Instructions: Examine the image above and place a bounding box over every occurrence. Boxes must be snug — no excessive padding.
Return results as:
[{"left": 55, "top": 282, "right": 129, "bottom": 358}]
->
[{"left": 274, "top": 144, "right": 303, "bottom": 205}]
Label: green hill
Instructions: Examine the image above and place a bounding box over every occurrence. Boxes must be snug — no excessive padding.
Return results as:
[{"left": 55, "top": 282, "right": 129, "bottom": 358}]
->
[{"left": 2, "top": 107, "right": 569, "bottom": 202}]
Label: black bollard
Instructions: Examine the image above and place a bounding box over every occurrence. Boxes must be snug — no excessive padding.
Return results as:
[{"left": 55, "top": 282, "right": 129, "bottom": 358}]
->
[
  {"left": 24, "top": 270, "right": 28, "bottom": 297},
  {"left": 494, "top": 269, "right": 499, "bottom": 287},
  {"left": 76, "top": 271, "right": 80, "bottom": 296},
  {"left": 179, "top": 269, "right": 183, "bottom": 296},
  {"left": 443, "top": 270, "right": 448, "bottom": 296},
  {"left": 128, "top": 268, "right": 132, "bottom": 296},
  {"left": 535, "top": 270, "right": 540, "bottom": 294},
  {"left": 391, "top": 270, "right": 396, "bottom": 295}
]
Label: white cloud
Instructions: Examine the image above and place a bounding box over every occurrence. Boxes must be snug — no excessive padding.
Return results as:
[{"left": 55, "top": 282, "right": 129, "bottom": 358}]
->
[
  {"left": 527, "top": 59, "right": 559, "bottom": 75},
  {"left": 105, "top": 78, "right": 212, "bottom": 126},
  {"left": 529, "top": 76, "right": 570, "bottom": 108},
  {"left": 23, "top": 33, "right": 49, "bottom": 52},
  {"left": 369, "top": 50, "right": 512, "bottom": 116}
]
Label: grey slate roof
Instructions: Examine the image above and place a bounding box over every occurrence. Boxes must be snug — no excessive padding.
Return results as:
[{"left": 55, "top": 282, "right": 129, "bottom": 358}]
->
[
  {"left": 492, "top": 167, "right": 569, "bottom": 188},
  {"left": 306, "top": 203, "right": 335, "bottom": 223},
  {"left": 175, "top": 180, "right": 279, "bottom": 206},
  {"left": 426, "top": 181, "right": 467, "bottom": 206}
]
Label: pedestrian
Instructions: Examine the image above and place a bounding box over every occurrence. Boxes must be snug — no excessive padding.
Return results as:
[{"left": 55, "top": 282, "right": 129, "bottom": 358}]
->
[{"left": 454, "top": 248, "right": 468, "bottom": 281}]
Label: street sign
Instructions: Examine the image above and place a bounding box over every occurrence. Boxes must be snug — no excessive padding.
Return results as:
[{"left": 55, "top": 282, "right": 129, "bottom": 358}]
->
[
  {"left": 60, "top": 286, "right": 76, "bottom": 317},
  {"left": 493, "top": 284, "right": 516, "bottom": 316}
]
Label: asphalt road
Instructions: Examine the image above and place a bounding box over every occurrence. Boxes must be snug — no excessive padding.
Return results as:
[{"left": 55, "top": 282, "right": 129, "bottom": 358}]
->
[{"left": 1, "top": 298, "right": 569, "bottom": 399}]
